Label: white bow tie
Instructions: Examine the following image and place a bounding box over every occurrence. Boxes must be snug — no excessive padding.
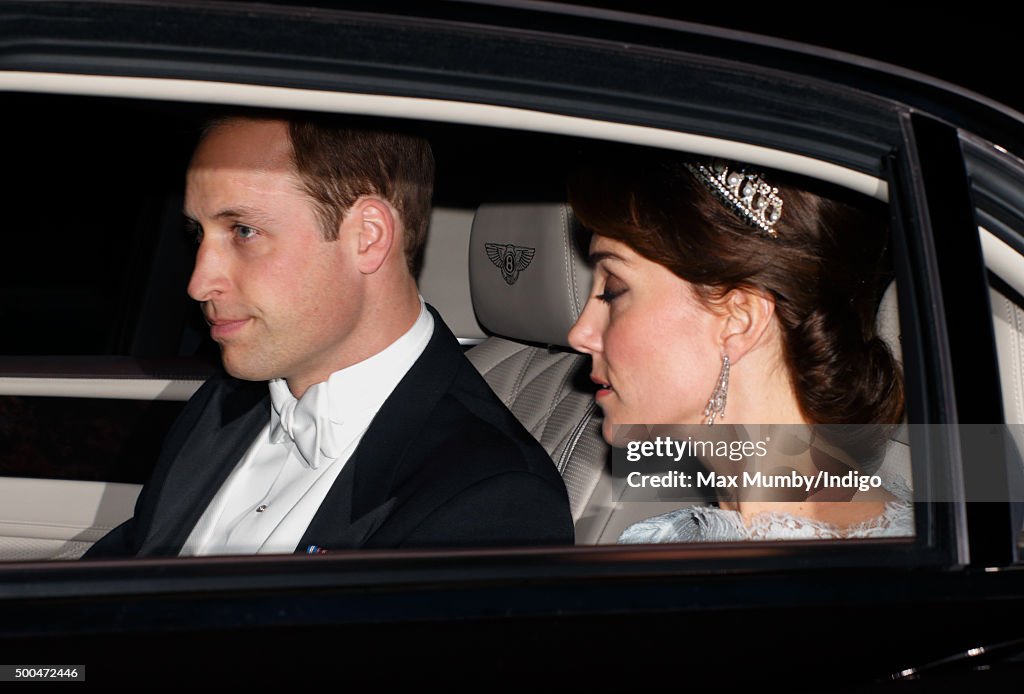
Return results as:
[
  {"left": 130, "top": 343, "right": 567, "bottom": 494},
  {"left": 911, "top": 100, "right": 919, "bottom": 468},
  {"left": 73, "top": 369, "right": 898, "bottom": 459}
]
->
[{"left": 269, "top": 380, "right": 343, "bottom": 470}]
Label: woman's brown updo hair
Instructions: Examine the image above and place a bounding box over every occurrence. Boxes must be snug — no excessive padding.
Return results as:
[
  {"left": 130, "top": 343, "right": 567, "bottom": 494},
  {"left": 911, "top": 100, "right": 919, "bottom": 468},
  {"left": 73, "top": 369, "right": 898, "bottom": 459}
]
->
[{"left": 568, "top": 147, "right": 904, "bottom": 429}]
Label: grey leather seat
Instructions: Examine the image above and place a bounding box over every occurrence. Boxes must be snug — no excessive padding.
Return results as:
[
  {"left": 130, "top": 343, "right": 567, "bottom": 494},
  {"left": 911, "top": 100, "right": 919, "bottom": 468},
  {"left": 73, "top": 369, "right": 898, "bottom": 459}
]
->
[{"left": 465, "top": 203, "right": 616, "bottom": 543}]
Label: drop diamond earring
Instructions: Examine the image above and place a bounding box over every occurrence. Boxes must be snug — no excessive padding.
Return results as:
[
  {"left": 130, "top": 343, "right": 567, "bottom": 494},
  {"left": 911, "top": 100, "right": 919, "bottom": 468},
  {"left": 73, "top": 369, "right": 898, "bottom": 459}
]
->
[{"left": 703, "top": 354, "right": 730, "bottom": 426}]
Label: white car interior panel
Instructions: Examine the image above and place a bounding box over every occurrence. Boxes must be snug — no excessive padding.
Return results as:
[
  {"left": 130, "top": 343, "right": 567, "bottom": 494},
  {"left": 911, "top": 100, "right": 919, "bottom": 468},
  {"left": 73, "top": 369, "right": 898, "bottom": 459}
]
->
[
  {"left": 982, "top": 227, "right": 1024, "bottom": 300},
  {"left": 980, "top": 227, "right": 1024, "bottom": 464},
  {"left": 993, "top": 287, "right": 1024, "bottom": 428},
  {"left": 0, "top": 377, "right": 204, "bottom": 401},
  {"left": 0, "top": 478, "right": 140, "bottom": 561}
]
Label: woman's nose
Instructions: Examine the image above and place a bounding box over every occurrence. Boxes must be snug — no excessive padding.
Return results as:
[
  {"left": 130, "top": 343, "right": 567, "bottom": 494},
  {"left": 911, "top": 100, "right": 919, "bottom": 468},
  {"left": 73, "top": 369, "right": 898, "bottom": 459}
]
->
[{"left": 568, "top": 298, "right": 602, "bottom": 355}]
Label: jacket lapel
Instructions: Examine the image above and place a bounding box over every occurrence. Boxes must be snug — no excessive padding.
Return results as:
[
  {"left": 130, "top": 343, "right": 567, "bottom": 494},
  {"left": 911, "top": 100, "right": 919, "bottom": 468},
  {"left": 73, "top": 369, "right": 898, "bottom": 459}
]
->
[
  {"left": 137, "top": 379, "right": 270, "bottom": 557},
  {"left": 297, "top": 305, "right": 462, "bottom": 551}
]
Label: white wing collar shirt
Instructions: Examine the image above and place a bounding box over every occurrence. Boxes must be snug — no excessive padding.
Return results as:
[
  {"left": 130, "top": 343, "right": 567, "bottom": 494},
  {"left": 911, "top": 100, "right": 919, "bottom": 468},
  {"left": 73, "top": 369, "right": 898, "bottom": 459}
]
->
[{"left": 180, "top": 299, "right": 434, "bottom": 556}]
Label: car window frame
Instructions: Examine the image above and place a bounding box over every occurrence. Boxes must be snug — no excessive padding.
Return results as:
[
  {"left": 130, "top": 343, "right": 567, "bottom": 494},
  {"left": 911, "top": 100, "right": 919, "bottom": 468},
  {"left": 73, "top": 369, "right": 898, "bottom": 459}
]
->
[
  {"left": 1, "top": 1, "right": 1020, "bottom": 631},
  {"left": 0, "top": 81, "right": 954, "bottom": 579}
]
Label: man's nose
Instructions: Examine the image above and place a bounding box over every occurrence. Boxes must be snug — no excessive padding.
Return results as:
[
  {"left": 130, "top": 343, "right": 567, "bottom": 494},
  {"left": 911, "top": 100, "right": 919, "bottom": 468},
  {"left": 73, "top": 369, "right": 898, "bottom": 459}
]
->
[
  {"left": 187, "top": 237, "right": 229, "bottom": 302},
  {"left": 568, "top": 297, "right": 602, "bottom": 356}
]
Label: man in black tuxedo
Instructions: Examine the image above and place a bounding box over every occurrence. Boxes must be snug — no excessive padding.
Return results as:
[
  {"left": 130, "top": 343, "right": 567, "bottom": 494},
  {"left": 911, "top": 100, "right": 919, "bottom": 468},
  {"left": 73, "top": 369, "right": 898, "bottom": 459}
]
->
[{"left": 86, "top": 117, "right": 573, "bottom": 557}]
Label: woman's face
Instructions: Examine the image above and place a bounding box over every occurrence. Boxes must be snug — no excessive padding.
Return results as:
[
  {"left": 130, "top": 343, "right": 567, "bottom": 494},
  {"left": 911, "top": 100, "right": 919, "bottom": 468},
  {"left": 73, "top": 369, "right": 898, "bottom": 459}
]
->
[{"left": 568, "top": 235, "right": 726, "bottom": 442}]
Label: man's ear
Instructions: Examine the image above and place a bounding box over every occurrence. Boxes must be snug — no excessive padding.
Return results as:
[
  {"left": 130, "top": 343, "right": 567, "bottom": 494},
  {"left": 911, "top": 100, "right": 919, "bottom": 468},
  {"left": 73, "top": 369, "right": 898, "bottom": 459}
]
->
[
  {"left": 347, "top": 197, "right": 397, "bottom": 275},
  {"left": 719, "top": 288, "right": 776, "bottom": 363}
]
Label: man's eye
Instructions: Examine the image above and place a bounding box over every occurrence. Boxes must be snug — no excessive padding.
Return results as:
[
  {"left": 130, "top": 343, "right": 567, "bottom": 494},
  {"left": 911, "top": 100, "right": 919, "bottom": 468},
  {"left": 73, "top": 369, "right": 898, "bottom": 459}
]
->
[
  {"left": 185, "top": 220, "right": 203, "bottom": 244},
  {"left": 234, "top": 224, "right": 258, "bottom": 241}
]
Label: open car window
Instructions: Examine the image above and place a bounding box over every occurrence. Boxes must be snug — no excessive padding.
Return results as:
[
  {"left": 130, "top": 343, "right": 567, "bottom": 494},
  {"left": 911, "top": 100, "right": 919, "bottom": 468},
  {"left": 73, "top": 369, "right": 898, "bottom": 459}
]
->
[
  {"left": 1, "top": 87, "right": 933, "bottom": 561},
  {"left": 3, "top": 4, "right": 1024, "bottom": 688}
]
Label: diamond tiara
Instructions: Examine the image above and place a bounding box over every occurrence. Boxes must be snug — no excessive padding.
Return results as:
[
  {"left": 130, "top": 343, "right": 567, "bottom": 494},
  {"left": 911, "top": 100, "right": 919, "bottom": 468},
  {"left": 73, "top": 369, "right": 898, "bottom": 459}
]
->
[{"left": 685, "top": 159, "right": 784, "bottom": 237}]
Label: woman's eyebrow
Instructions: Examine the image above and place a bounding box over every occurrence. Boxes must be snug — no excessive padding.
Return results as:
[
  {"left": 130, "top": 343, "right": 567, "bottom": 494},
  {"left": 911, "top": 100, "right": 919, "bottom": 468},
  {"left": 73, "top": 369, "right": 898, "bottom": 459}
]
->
[{"left": 589, "top": 250, "right": 630, "bottom": 266}]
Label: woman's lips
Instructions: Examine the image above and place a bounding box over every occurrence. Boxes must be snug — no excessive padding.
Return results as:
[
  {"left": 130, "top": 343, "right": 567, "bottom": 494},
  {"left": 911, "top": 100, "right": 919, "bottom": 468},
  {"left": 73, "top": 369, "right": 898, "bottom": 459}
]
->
[
  {"left": 209, "top": 318, "right": 250, "bottom": 339},
  {"left": 591, "top": 376, "right": 613, "bottom": 399}
]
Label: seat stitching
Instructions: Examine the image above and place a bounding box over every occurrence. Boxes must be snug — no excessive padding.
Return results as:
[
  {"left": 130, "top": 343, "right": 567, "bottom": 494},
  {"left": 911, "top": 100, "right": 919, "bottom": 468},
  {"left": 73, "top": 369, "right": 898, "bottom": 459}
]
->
[
  {"left": 536, "top": 386, "right": 585, "bottom": 440},
  {"left": 508, "top": 353, "right": 575, "bottom": 431},
  {"left": 537, "top": 358, "right": 580, "bottom": 444},
  {"left": 508, "top": 346, "right": 539, "bottom": 408},
  {"left": 560, "top": 204, "right": 582, "bottom": 320},
  {"left": 559, "top": 400, "right": 598, "bottom": 475},
  {"left": 466, "top": 341, "right": 507, "bottom": 378}
]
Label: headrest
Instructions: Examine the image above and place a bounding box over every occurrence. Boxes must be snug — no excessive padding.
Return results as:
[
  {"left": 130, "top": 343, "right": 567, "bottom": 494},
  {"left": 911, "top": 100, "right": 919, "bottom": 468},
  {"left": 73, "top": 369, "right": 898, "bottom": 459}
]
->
[{"left": 469, "top": 203, "right": 592, "bottom": 348}]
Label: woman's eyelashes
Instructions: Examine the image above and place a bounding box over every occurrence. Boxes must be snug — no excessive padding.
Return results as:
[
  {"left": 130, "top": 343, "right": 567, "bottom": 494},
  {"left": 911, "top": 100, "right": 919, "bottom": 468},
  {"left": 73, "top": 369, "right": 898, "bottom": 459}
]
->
[{"left": 596, "top": 277, "right": 627, "bottom": 303}]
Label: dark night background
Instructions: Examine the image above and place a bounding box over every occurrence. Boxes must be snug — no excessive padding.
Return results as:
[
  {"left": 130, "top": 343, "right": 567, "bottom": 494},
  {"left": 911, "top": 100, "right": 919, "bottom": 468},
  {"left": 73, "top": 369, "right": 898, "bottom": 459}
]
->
[
  {"left": 274, "top": 3, "right": 1021, "bottom": 116},
  {"left": 553, "top": 3, "right": 1023, "bottom": 116}
]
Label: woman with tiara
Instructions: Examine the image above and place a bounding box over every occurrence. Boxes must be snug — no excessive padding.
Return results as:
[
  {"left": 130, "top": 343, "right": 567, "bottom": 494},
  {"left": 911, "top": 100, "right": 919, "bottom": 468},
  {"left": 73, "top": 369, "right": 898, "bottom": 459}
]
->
[{"left": 567, "top": 150, "right": 913, "bottom": 542}]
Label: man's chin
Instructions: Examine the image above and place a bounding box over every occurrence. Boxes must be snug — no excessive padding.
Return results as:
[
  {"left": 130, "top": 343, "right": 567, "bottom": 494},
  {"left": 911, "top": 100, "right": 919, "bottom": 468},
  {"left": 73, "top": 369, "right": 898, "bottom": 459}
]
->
[{"left": 220, "top": 353, "right": 273, "bottom": 382}]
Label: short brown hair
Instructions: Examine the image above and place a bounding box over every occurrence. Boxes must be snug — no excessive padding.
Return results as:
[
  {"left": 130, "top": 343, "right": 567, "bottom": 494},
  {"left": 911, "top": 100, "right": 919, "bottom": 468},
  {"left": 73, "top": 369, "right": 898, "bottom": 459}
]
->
[
  {"left": 203, "top": 115, "right": 435, "bottom": 275},
  {"left": 568, "top": 148, "right": 904, "bottom": 430},
  {"left": 289, "top": 121, "right": 434, "bottom": 276}
]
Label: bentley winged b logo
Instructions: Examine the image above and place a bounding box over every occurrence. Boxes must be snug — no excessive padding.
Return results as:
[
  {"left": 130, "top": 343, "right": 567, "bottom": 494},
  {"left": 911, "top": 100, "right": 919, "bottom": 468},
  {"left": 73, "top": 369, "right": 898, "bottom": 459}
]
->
[{"left": 485, "top": 243, "right": 536, "bottom": 286}]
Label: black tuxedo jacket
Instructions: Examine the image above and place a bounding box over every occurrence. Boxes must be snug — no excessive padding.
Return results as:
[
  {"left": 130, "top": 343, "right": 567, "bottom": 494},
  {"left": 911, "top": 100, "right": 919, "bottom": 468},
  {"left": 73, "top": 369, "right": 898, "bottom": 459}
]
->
[{"left": 85, "top": 307, "right": 574, "bottom": 557}]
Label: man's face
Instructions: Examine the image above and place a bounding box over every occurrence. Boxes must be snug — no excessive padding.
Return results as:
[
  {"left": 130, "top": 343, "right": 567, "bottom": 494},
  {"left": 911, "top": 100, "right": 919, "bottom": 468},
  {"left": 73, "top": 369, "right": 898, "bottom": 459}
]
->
[{"left": 185, "top": 119, "right": 365, "bottom": 392}]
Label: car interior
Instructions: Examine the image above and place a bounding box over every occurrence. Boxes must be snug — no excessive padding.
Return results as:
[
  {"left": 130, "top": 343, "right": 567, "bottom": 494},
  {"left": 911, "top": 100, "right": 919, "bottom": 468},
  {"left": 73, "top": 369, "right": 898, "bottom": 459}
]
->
[{"left": 2, "top": 89, "right": 1024, "bottom": 560}]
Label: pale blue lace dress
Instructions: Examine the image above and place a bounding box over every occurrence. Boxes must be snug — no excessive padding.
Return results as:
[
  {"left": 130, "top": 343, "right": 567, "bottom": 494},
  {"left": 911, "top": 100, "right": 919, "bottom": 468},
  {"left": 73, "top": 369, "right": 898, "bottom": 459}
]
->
[{"left": 619, "top": 478, "right": 914, "bottom": 543}]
